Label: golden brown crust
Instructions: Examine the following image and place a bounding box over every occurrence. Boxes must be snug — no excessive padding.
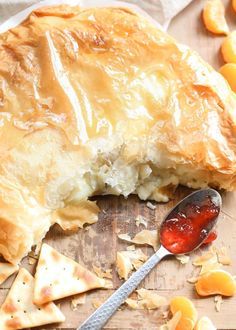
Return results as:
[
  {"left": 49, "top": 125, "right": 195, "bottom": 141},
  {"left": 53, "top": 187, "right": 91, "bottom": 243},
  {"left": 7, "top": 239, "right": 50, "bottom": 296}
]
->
[
  {"left": 0, "top": 5, "right": 236, "bottom": 263},
  {"left": 0, "top": 215, "right": 30, "bottom": 265}
]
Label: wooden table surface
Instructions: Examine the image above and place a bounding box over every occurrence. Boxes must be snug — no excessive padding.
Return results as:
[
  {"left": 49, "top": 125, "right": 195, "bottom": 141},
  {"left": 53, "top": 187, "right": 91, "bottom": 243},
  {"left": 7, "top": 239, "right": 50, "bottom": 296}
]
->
[{"left": 1, "top": 0, "right": 236, "bottom": 329}]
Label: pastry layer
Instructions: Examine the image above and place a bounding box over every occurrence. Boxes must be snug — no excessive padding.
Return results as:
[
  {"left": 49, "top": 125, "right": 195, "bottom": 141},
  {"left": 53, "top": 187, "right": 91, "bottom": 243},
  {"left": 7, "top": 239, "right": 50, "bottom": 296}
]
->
[{"left": 0, "top": 5, "right": 236, "bottom": 263}]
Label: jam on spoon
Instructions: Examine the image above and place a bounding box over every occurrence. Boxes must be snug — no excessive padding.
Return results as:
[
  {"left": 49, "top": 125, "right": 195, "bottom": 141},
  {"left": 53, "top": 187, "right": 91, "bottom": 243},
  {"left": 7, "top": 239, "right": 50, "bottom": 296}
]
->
[
  {"left": 160, "top": 196, "right": 220, "bottom": 254},
  {"left": 203, "top": 230, "right": 217, "bottom": 244}
]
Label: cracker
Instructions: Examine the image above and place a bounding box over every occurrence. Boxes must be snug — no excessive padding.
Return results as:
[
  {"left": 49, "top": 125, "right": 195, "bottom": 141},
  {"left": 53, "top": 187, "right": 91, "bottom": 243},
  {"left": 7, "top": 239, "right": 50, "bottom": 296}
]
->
[
  {"left": 0, "top": 268, "right": 65, "bottom": 329},
  {"left": 33, "top": 243, "right": 106, "bottom": 305}
]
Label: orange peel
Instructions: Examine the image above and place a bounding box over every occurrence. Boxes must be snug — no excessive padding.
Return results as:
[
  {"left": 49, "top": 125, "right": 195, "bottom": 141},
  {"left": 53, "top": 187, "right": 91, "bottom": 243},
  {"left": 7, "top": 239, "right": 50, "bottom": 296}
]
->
[
  {"left": 233, "top": 0, "right": 236, "bottom": 12},
  {"left": 195, "top": 270, "right": 236, "bottom": 297},
  {"left": 170, "top": 296, "right": 198, "bottom": 330},
  {"left": 219, "top": 63, "right": 236, "bottom": 93},
  {"left": 221, "top": 32, "right": 236, "bottom": 63},
  {"left": 195, "top": 316, "right": 216, "bottom": 330},
  {"left": 203, "top": 0, "right": 229, "bottom": 35}
]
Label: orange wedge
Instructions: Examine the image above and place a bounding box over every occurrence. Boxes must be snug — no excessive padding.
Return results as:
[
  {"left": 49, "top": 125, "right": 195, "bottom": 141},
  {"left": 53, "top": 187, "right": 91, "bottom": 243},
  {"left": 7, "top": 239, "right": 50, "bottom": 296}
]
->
[
  {"left": 170, "top": 296, "right": 198, "bottom": 330},
  {"left": 195, "top": 316, "right": 216, "bottom": 330},
  {"left": 203, "top": 0, "right": 229, "bottom": 35},
  {"left": 233, "top": 0, "right": 236, "bottom": 12},
  {"left": 195, "top": 270, "right": 236, "bottom": 297},
  {"left": 219, "top": 63, "right": 236, "bottom": 92},
  {"left": 221, "top": 31, "right": 236, "bottom": 63}
]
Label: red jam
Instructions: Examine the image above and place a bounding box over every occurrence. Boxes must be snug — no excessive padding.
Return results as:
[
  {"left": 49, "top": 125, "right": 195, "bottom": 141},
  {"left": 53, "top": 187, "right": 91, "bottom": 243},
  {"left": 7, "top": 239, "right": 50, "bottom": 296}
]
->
[
  {"left": 203, "top": 230, "right": 217, "bottom": 244},
  {"left": 160, "top": 197, "right": 220, "bottom": 254}
]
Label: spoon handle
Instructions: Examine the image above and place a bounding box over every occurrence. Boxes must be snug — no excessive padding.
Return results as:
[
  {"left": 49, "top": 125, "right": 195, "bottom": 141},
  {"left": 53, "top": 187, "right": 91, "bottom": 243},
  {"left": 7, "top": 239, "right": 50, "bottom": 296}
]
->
[{"left": 79, "top": 245, "right": 170, "bottom": 330}]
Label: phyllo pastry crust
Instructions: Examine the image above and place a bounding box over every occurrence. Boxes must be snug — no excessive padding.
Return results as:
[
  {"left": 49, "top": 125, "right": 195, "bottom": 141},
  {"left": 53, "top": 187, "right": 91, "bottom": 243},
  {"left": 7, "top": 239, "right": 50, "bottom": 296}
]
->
[{"left": 0, "top": 5, "right": 236, "bottom": 264}]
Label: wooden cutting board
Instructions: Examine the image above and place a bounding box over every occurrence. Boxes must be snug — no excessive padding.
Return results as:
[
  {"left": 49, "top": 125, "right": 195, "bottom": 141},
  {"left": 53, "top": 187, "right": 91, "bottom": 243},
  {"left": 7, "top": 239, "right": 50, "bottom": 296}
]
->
[{"left": 1, "top": 0, "right": 236, "bottom": 329}]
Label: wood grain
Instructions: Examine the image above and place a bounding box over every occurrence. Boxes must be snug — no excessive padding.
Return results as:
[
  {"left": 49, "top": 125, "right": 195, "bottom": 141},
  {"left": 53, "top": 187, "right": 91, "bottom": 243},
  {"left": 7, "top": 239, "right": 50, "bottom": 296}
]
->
[{"left": 1, "top": 0, "right": 236, "bottom": 329}]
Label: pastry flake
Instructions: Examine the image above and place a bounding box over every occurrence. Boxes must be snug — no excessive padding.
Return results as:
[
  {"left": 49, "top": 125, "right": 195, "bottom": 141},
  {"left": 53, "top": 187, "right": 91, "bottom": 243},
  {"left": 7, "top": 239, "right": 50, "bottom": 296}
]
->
[
  {"left": 118, "top": 230, "right": 158, "bottom": 250},
  {"left": 214, "top": 295, "right": 223, "bottom": 312},
  {"left": 125, "top": 288, "right": 167, "bottom": 310},
  {"left": 116, "top": 249, "right": 148, "bottom": 280},
  {"left": 71, "top": 293, "right": 86, "bottom": 311}
]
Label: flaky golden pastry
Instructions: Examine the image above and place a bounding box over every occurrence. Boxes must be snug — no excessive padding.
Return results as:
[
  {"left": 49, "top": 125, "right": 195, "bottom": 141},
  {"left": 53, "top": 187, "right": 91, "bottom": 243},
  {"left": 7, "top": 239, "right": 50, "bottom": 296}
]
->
[{"left": 0, "top": 5, "right": 236, "bottom": 264}]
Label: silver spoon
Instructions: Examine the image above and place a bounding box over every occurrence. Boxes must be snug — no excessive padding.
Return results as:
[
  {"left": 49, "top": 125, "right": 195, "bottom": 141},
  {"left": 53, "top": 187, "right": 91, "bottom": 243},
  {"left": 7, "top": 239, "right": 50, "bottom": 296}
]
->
[{"left": 79, "top": 188, "right": 222, "bottom": 330}]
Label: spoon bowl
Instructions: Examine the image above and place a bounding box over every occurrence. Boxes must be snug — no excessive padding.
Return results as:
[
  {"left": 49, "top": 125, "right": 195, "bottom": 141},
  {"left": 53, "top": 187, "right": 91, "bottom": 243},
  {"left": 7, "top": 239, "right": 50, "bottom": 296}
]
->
[{"left": 160, "top": 188, "right": 222, "bottom": 255}]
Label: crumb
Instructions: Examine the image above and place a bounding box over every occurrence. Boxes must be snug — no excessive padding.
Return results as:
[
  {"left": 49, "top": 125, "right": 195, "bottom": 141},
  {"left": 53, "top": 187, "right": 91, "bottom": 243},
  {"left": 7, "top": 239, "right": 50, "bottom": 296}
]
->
[
  {"left": 125, "top": 289, "right": 167, "bottom": 310},
  {"left": 92, "top": 299, "right": 103, "bottom": 309},
  {"left": 187, "top": 276, "right": 199, "bottom": 284},
  {"left": 193, "top": 250, "right": 217, "bottom": 266},
  {"left": 200, "top": 262, "right": 221, "bottom": 275},
  {"left": 34, "top": 242, "right": 42, "bottom": 256},
  {"left": 88, "top": 228, "right": 97, "bottom": 239},
  {"left": 71, "top": 293, "right": 86, "bottom": 311},
  {"left": 136, "top": 288, "right": 167, "bottom": 309},
  {"left": 116, "top": 249, "right": 148, "bottom": 279},
  {"left": 216, "top": 246, "right": 231, "bottom": 265},
  {"left": 214, "top": 295, "right": 223, "bottom": 312},
  {"left": 28, "top": 256, "right": 37, "bottom": 265},
  {"left": 104, "top": 279, "right": 113, "bottom": 289},
  {"left": 146, "top": 202, "right": 156, "bottom": 210},
  {"left": 118, "top": 230, "right": 158, "bottom": 250},
  {"left": 162, "top": 311, "right": 169, "bottom": 319},
  {"left": 92, "top": 266, "right": 112, "bottom": 279},
  {"left": 125, "top": 298, "right": 139, "bottom": 309},
  {"left": 126, "top": 245, "right": 136, "bottom": 251},
  {"left": 132, "top": 230, "right": 158, "bottom": 250},
  {"left": 176, "top": 255, "right": 190, "bottom": 264},
  {"left": 28, "top": 243, "right": 41, "bottom": 260},
  {"left": 118, "top": 233, "right": 132, "bottom": 242},
  {"left": 135, "top": 215, "right": 148, "bottom": 228},
  {"left": 159, "top": 311, "right": 182, "bottom": 330}
]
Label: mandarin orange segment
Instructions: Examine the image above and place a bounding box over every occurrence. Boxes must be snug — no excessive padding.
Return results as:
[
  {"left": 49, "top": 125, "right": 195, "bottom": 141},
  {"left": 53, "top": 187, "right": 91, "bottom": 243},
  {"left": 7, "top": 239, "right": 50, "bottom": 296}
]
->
[
  {"left": 195, "top": 270, "right": 236, "bottom": 297},
  {"left": 221, "top": 32, "right": 236, "bottom": 63},
  {"left": 219, "top": 63, "right": 236, "bottom": 92},
  {"left": 170, "top": 296, "right": 198, "bottom": 330},
  {"left": 203, "top": 0, "right": 229, "bottom": 35},
  {"left": 233, "top": 0, "right": 236, "bottom": 12},
  {"left": 195, "top": 316, "right": 216, "bottom": 330}
]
